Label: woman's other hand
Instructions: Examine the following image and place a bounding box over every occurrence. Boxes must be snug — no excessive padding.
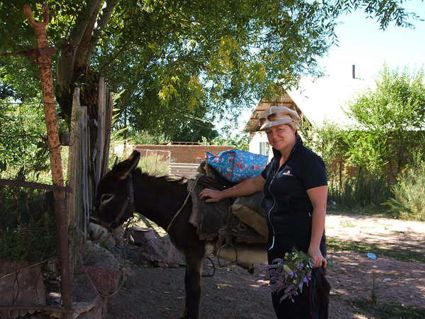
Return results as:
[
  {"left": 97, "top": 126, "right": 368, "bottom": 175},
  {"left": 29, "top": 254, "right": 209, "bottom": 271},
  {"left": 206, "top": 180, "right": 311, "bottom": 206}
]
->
[
  {"left": 199, "top": 188, "right": 224, "bottom": 202},
  {"left": 308, "top": 246, "right": 327, "bottom": 268}
]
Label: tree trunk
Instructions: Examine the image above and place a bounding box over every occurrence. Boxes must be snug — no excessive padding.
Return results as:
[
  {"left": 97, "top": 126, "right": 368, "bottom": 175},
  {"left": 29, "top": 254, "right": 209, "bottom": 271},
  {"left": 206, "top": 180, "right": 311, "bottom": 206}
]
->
[
  {"left": 56, "top": 0, "right": 118, "bottom": 122},
  {"left": 23, "top": 5, "right": 72, "bottom": 319}
]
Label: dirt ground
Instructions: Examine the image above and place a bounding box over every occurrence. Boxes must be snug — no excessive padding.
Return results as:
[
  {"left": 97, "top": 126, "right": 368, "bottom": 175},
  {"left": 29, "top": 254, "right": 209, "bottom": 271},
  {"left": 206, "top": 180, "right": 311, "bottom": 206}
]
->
[{"left": 104, "top": 214, "right": 425, "bottom": 319}]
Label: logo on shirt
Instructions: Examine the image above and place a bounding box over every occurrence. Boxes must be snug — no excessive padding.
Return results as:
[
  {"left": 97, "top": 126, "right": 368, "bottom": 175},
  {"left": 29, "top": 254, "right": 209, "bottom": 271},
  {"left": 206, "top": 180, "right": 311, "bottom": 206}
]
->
[
  {"left": 282, "top": 170, "right": 293, "bottom": 176},
  {"left": 281, "top": 165, "right": 293, "bottom": 176}
]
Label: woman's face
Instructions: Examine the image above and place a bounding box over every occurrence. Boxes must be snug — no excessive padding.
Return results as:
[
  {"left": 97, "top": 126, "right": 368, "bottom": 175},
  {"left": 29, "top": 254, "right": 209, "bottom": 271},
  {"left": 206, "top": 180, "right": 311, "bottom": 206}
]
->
[{"left": 265, "top": 124, "right": 296, "bottom": 152}]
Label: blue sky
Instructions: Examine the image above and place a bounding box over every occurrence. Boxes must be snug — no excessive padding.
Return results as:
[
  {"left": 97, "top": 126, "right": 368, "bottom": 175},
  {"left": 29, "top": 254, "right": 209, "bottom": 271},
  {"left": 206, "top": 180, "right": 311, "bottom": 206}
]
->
[
  {"left": 321, "top": 1, "right": 425, "bottom": 82},
  {"left": 238, "top": 1, "right": 425, "bottom": 129}
]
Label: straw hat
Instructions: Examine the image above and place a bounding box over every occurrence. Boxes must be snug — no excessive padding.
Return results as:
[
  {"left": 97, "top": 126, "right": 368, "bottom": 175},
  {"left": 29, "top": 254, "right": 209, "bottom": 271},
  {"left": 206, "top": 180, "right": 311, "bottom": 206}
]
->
[{"left": 259, "top": 105, "right": 300, "bottom": 131}]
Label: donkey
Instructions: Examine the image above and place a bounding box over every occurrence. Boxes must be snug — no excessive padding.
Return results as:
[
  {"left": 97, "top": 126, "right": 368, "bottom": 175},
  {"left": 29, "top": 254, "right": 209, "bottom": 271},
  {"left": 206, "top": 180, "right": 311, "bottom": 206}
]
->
[{"left": 94, "top": 150, "right": 209, "bottom": 319}]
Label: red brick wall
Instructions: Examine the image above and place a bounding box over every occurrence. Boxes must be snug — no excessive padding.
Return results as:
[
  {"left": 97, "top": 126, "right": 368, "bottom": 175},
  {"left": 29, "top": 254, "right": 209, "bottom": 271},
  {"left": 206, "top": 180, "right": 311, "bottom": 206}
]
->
[{"left": 135, "top": 145, "right": 233, "bottom": 163}]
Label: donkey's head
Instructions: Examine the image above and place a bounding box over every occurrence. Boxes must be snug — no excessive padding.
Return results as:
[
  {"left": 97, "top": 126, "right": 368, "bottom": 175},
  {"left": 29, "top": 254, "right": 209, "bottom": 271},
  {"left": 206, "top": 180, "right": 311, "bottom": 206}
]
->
[{"left": 93, "top": 150, "right": 140, "bottom": 229}]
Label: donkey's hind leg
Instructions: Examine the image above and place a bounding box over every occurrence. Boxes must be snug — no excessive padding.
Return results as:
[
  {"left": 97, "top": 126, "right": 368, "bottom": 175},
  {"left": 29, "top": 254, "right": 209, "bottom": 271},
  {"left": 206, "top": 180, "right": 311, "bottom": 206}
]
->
[{"left": 181, "top": 245, "right": 205, "bottom": 319}]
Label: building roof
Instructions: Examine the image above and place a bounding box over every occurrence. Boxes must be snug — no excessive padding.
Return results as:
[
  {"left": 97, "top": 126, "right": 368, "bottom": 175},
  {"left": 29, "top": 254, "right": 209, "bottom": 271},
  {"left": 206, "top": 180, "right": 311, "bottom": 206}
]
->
[
  {"left": 244, "top": 75, "right": 374, "bottom": 132},
  {"left": 244, "top": 93, "right": 304, "bottom": 132}
]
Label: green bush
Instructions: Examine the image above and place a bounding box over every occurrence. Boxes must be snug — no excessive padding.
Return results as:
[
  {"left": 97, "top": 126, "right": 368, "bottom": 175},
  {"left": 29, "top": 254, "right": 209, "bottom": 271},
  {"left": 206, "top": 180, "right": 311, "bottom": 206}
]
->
[
  {"left": 306, "top": 68, "right": 425, "bottom": 215},
  {"left": 0, "top": 98, "right": 50, "bottom": 180},
  {"left": 385, "top": 155, "right": 425, "bottom": 221},
  {"left": 0, "top": 187, "right": 57, "bottom": 262},
  {"left": 329, "top": 170, "right": 391, "bottom": 211}
]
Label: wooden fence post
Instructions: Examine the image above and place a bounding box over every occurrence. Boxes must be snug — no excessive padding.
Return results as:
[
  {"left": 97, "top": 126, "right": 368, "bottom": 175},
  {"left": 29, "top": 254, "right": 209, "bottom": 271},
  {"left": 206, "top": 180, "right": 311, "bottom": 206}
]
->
[{"left": 95, "top": 77, "right": 113, "bottom": 185}]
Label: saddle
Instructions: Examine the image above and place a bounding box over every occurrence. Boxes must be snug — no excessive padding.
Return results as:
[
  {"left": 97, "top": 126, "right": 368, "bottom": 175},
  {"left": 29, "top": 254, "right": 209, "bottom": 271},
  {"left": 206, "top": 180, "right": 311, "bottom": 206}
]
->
[{"left": 187, "top": 164, "right": 268, "bottom": 246}]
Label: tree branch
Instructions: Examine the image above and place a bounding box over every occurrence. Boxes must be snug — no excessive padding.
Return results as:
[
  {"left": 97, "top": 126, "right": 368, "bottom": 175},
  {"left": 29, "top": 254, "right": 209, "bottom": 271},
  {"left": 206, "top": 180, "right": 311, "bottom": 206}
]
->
[
  {"left": 22, "top": 4, "right": 49, "bottom": 34},
  {"left": 92, "top": 0, "right": 119, "bottom": 43},
  {"left": 75, "top": 0, "right": 119, "bottom": 72},
  {"left": 67, "top": 0, "right": 103, "bottom": 52},
  {"left": 57, "top": 0, "right": 103, "bottom": 93}
]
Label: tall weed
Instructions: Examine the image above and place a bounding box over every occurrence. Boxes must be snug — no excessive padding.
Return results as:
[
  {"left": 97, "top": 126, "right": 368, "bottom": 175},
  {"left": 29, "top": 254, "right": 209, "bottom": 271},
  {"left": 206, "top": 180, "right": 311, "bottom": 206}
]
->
[
  {"left": 0, "top": 187, "right": 57, "bottom": 262},
  {"left": 385, "top": 155, "right": 425, "bottom": 221},
  {"left": 139, "top": 154, "right": 170, "bottom": 176},
  {"left": 329, "top": 171, "right": 391, "bottom": 211}
]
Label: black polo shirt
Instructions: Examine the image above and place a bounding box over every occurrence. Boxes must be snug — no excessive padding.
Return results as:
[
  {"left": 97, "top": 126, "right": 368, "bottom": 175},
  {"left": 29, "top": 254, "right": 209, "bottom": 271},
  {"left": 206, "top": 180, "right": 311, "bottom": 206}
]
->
[{"left": 261, "top": 136, "right": 327, "bottom": 254}]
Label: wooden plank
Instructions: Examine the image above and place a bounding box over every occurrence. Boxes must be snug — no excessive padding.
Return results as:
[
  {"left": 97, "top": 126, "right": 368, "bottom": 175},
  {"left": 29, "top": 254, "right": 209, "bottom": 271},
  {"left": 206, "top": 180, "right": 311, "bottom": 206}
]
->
[
  {"left": 101, "top": 91, "right": 113, "bottom": 177},
  {"left": 95, "top": 77, "right": 106, "bottom": 186},
  {"left": 80, "top": 107, "right": 90, "bottom": 238},
  {"left": 67, "top": 88, "right": 80, "bottom": 227},
  {"left": 169, "top": 163, "right": 199, "bottom": 178}
]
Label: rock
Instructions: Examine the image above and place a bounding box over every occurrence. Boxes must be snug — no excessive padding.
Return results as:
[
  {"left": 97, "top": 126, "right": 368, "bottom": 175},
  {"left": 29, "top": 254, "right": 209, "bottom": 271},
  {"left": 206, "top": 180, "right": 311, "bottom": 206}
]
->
[
  {"left": 80, "top": 241, "right": 122, "bottom": 297},
  {"left": 126, "top": 227, "right": 184, "bottom": 267}
]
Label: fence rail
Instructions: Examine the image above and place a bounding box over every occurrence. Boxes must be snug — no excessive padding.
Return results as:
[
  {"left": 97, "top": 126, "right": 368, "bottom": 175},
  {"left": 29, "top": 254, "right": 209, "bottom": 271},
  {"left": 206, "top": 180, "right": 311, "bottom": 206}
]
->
[{"left": 169, "top": 163, "right": 200, "bottom": 178}]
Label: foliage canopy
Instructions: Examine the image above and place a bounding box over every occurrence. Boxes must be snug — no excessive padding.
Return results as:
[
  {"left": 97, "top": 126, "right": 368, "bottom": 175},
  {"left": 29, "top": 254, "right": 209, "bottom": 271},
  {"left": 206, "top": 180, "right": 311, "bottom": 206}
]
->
[
  {"left": 0, "top": 0, "right": 419, "bottom": 142},
  {"left": 347, "top": 67, "right": 425, "bottom": 179},
  {"left": 307, "top": 67, "right": 425, "bottom": 212}
]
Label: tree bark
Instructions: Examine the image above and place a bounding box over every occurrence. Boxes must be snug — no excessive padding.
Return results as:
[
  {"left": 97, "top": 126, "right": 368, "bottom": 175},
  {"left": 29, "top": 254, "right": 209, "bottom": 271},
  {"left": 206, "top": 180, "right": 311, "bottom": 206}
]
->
[
  {"left": 56, "top": 0, "right": 118, "bottom": 121},
  {"left": 23, "top": 4, "right": 72, "bottom": 319}
]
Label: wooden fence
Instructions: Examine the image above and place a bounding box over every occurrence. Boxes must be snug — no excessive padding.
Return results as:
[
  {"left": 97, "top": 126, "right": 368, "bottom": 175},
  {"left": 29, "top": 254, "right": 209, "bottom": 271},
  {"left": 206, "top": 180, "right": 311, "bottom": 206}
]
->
[
  {"left": 0, "top": 78, "right": 113, "bottom": 319},
  {"left": 169, "top": 163, "right": 200, "bottom": 178},
  {"left": 67, "top": 77, "right": 113, "bottom": 251}
]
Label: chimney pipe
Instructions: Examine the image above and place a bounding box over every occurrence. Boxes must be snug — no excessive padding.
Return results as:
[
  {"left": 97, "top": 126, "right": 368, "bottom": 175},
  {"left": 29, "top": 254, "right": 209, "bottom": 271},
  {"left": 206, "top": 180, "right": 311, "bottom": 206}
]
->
[{"left": 352, "top": 64, "right": 356, "bottom": 79}]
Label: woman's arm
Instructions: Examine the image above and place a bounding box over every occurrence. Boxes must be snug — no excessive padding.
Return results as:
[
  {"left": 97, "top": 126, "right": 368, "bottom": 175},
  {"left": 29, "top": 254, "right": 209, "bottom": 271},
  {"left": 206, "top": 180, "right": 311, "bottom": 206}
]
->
[
  {"left": 200, "top": 174, "right": 265, "bottom": 202},
  {"left": 307, "top": 185, "right": 328, "bottom": 268}
]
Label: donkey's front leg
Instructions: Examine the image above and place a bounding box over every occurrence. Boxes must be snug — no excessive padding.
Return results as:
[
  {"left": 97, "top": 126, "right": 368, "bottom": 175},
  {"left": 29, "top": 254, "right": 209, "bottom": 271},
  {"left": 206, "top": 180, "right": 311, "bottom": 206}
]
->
[{"left": 182, "top": 252, "right": 203, "bottom": 319}]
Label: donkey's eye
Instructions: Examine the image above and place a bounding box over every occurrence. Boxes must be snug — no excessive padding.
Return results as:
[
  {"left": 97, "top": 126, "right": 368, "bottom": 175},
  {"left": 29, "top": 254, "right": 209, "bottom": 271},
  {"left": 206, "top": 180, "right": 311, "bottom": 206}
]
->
[{"left": 100, "top": 194, "right": 115, "bottom": 205}]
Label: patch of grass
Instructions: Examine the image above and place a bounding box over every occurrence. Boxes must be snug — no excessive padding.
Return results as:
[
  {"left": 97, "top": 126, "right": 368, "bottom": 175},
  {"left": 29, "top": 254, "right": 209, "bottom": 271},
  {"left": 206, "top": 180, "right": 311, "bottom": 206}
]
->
[
  {"left": 354, "top": 299, "right": 425, "bottom": 319},
  {"left": 328, "top": 238, "right": 425, "bottom": 263}
]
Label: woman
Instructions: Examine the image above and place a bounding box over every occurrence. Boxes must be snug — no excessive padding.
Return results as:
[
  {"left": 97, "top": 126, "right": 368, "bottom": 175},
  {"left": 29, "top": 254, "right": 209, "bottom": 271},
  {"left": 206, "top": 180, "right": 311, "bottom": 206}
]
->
[{"left": 200, "top": 105, "right": 329, "bottom": 318}]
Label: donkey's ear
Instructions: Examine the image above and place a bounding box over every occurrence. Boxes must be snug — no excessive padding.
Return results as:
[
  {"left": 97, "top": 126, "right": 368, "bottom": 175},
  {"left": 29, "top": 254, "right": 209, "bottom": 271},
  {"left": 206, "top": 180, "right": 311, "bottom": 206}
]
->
[{"left": 116, "top": 150, "right": 141, "bottom": 180}]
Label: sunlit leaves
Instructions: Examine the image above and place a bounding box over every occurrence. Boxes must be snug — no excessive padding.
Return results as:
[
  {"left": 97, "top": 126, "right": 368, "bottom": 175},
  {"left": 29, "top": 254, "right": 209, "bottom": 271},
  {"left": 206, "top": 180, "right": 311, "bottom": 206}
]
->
[
  {"left": 0, "top": 0, "right": 420, "bottom": 143},
  {"left": 0, "top": 96, "right": 49, "bottom": 179},
  {"left": 347, "top": 67, "right": 425, "bottom": 178}
]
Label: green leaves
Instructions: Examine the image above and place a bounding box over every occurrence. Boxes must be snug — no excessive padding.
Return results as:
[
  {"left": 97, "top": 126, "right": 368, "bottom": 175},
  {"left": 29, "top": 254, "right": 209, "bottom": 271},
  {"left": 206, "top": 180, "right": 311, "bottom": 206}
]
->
[
  {"left": 0, "top": 0, "right": 420, "bottom": 143},
  {"left": 305, "top": 66, "right": 425, "bottom": 209},
  {"left": 347, "top": 67, "right": 425, "bottom": 178},
  {"left": 0, "top": 96, "right": 49, "bottom": 179}
]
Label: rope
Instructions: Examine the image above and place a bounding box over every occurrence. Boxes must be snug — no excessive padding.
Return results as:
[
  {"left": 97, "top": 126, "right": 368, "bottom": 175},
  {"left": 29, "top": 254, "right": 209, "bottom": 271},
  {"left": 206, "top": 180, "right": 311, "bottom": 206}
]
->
[
  {"left": 216, "top": 243, "right": 239, "bottom": 268},
  {"left": 166, "top": 191, "right": 191, "bottom": 233},
  {"left": 82, "top": 263, "right": 127, "bottom": 299},
  {"left": 77, "top": 247, "right": 127, "bottom": 299},
  {"left": 166, "top": 175, "right": 200, "bottom": 233}
]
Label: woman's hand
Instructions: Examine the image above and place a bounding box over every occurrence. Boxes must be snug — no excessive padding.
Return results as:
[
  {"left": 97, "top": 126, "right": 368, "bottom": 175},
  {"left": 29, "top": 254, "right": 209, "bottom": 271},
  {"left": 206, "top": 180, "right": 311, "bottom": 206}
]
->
[
  {"left": 199, "top": 188, "right": 224, "bottom": 202},
  {"left": 308, "top": 246, "right": 327, "bottom": 268}
]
